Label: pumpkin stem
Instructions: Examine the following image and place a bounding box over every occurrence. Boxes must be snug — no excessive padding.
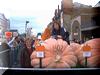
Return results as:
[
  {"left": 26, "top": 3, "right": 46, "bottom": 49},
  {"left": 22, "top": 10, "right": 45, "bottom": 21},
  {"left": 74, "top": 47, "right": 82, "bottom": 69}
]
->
[{"left": 55, "top": 55, "right": 61, "bottom": 62}]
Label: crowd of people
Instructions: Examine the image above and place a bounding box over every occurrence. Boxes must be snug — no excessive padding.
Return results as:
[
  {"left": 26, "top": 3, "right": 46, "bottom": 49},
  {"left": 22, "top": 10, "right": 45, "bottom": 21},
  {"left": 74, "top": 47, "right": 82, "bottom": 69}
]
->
[{"left": 1, "top": 20, "right": 70, "bottom": 68}]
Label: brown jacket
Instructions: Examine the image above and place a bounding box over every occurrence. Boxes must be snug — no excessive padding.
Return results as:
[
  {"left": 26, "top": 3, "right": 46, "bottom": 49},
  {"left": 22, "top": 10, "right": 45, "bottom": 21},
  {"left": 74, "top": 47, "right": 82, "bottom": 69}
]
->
[{"left": 20, "top": 47, "right": 33, "bottom": 68}]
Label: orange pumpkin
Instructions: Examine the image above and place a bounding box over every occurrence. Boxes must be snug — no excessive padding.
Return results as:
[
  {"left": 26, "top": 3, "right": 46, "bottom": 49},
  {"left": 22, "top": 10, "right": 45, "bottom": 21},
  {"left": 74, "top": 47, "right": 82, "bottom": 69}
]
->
[
  {"left": 31, "top": 38, "right": 77, "bottom": 68},
  {"left": 70, "top": 43, "right": 81, "bottom": 53},
  {"left": 76, "top": 38, "right": 100, "bottom": 67}
]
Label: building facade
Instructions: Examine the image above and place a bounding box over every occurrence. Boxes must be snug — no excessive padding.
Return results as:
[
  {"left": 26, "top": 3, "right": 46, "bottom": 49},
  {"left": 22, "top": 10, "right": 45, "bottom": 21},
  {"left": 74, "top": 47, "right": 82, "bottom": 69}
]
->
[
  {"left": 61, "top": 0, "right": 100, "bottom": 43},
  {"left": 0, "top": 13, "right": 10, "bottom": 43},
  {"left": 0, "top": 13, "right": 10, "bottom": 34}
]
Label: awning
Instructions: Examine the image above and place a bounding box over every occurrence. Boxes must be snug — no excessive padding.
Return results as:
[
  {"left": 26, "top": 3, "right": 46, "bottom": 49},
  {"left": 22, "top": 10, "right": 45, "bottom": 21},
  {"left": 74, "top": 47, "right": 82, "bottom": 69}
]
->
[{"left": 81, "top": 26, "right": 100, "bottom": 31}]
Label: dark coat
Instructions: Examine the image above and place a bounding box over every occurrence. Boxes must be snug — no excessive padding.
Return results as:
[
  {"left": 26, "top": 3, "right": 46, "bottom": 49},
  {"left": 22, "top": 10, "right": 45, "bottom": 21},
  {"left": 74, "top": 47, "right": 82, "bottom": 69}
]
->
[
  {"left": 1, "top": 42, "right": 10, "bottom": 50},
  {"left": 20, "top": 47, "right": 33, "bottom": 68},
  {"left": 52, "top": 27, "right": 69, "bottom": 41}
]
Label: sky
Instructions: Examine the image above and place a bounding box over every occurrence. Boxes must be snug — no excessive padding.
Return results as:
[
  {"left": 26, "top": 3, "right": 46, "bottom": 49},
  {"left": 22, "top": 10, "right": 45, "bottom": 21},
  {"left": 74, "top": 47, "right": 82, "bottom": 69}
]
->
[{"left": 0, "top": 0, "right": 99, "bottom": 34}]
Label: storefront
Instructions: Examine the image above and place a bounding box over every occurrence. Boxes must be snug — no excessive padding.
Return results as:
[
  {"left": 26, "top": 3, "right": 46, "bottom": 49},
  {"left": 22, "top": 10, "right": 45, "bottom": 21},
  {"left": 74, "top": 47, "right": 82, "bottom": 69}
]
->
[{"left": 81, "top": 26, "right": 100, "bottom": 42}]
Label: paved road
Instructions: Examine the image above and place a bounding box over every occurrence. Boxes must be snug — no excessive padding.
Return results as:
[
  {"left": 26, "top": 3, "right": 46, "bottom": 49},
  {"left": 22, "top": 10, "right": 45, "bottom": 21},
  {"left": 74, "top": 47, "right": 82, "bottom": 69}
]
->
[{"left": 0, "top": 45, "right": 9, "bottom": 75}]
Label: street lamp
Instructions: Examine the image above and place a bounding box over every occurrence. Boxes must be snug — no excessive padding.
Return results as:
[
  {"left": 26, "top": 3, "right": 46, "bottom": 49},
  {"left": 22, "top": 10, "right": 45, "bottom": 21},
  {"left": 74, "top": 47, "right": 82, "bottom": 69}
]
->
[{"left": 25, "top": 21, "right": 29, "bottom": 37}]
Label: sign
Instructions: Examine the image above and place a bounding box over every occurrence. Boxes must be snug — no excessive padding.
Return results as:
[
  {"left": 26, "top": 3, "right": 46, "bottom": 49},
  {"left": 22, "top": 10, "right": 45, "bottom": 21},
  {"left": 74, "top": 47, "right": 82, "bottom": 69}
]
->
[
  {"left": 36, "top": 52, "right": 44, "bottom": 58},
  {"left": 36, "top": 45, "right": 45, "bottom": 51},
  {"left": 82, "top": 44, "right": 91, "bottom": 57},
  {"left": 83, "top": 52, "right": 91, "bottom": 57},
  {"left": 5, "top": 32, "right": 12, "bottom": 38},
  {"left": 74, "top": 33, "right": 78, "bottom": 36},
  {"left": 36, "top": 45, "right": 45, "bottom": 58},
  {"left": 83, "top": 44, "right": 91, "bottom": 51}
]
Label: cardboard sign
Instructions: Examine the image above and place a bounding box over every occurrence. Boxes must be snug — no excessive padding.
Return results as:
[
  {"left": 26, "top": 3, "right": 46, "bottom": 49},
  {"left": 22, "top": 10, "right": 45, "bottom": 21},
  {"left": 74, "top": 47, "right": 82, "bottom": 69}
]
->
[
  {"left": 36, "top": 45, "right": 45, "bottom": 51},
  {"left": 83, "top": 52, "right": 91, "bottom": 57},
  {"left": 83, "top": 44, "right": 91, "bottom": 51},
  {"left": 5, "top": 32, "right": 12, "bottom": 38},
  {"left": 82, "top": 44, "right": 91, "bottom": 57},
  {"left": 36, "top": 45, "right": 45, "bottom": 58},
  {"left": 36, "top": 52, "right": 44, "bottom": 58}
]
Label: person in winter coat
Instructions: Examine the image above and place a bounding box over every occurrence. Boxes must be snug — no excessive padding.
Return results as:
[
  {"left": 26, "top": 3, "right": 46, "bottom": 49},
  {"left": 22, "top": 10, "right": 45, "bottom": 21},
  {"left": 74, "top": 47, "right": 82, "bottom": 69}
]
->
[
  {"left": 51, "top": 21, "right": 69, "bottom": 42},
  {"left": 1, "top": 42, "right": 11, "bottom": 67},
  {"left": 7, "top": 37, "right": 15, "bottom": 48},
  {"left": 20, "top": 37, "right": 33, "bottom": 68},
  {"left": 4, "top": 36, "right": 20, "bottom": 67},
  {"left": 11, "top": 36, "right": 23, "bottom": 67}
]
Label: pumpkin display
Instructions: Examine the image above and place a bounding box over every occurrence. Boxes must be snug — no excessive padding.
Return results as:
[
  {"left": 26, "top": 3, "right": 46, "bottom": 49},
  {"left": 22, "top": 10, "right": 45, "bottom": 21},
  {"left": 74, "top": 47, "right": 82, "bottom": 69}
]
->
[
  {"left": 31, "top": 38, "right": 77, "bottom": 68},
  {"left": 70, "top": 43, "right": 81, "bottom": 53},
  {"left": 75, "top": 38, "right": 100, "bottom": 67}
]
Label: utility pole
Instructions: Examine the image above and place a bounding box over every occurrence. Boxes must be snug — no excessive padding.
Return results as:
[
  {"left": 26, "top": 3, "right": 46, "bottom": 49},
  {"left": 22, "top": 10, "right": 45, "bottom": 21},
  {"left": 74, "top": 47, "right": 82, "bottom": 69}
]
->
[{"left": 25, "top": 21, "right": 29, "bottom": 37}]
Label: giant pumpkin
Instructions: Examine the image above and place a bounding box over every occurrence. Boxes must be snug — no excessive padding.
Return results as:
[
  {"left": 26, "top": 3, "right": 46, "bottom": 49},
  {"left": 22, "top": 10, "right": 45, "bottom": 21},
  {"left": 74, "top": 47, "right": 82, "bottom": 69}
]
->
[
  {"left": 70, "top": 43, "right": 81, "bottom": 53},
  {"left": 31, "top": 38, "right": 77, "bottom": 68},
  {"left": 75, "top": 38, "right": 100, "bottom": 67}
]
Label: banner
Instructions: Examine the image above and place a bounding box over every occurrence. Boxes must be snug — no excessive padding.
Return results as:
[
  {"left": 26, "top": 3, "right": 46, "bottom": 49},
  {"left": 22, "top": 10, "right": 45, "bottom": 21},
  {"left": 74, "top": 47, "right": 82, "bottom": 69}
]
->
[{"left": 5, "top": 32, "right": 12, "bottom": 39}]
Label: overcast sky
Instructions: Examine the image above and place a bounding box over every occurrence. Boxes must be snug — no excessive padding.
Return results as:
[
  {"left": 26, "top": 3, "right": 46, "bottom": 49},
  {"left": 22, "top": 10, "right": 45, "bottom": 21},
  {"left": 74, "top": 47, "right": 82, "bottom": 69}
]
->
[{"left": 0, "top": 0, "right": 99, "bottom": 34}]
